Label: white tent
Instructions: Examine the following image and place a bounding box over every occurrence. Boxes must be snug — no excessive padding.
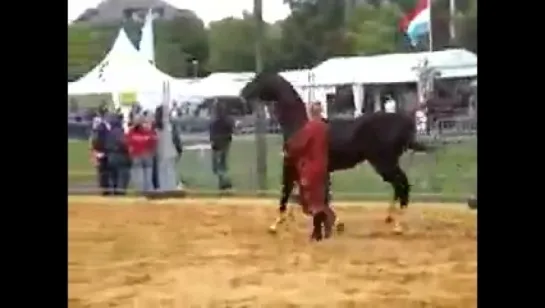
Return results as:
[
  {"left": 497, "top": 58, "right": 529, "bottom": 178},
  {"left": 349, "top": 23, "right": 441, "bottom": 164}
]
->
[
  {"left": 185, "top": 72, "right": 255, "bottom": 98},
  {"left": 311, "top": 49, "right": 477, "bottom": 86},
  {"left": 279, "top": 69, "right": 313, "bottom": 86},
  {"left": 139, "top": 9, "right": 155, "bottom": 65},
  {"left": 67, "top": 28, "right": 176, "bottom": 107}
]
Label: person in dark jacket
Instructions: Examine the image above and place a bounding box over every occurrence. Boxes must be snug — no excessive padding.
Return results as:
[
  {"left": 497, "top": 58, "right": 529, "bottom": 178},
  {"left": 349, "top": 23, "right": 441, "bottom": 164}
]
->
[
  {"left": 90, "top": 104, "right": 112, "bottom": 195},
  {"left": 104, "top": 114, "right": 131, "bottom": 195},
  {"left": 209, "top": 102, "right": 234, "bottom": 190}
]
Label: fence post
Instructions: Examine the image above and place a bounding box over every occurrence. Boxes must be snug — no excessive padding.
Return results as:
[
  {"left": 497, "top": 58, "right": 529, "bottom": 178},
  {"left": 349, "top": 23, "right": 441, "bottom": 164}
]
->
[{"left": 254, "top": 0, "right": 268, "bottom": 192}]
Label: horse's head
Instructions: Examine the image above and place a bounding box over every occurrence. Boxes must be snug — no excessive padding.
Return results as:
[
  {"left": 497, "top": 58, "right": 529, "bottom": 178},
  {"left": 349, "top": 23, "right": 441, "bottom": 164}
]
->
[
  {"left": 240, "top": 71, "right": 307, "bottom": 139},
  {"left": 240, "top": 71, "right": 283, "bottom": 112}
]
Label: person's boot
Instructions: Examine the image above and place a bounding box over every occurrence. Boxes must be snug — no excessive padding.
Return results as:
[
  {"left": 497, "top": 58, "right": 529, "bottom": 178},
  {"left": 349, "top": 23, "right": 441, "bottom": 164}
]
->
[
  {"left": 323, "top": 208, "right": 336, "bottom": 239},
  {"left": 218, "top": 174, "right": 233, "bottom": 190},
  {"left": 311, "top": 211, "right": 326, "bottom": 241}
]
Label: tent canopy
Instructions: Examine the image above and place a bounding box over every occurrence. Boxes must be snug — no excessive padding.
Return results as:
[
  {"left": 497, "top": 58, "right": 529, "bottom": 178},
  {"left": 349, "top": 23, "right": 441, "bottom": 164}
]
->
[
  {"left": 279, "top": 69, "right": 313, "bottom": 86},
  {"left": 185, "top": 72, "right": 255, "bottom": 98},
  {"left": 68, "top": 29, "right": 175, "bottom": 95},
  {"left": 311, "top": 49, "right": 477, "bottom": 86}
]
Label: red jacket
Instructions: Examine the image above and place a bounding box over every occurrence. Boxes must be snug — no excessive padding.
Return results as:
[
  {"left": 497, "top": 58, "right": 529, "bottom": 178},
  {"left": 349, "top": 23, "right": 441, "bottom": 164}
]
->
[
  {"left": 285, "top": 119, "right": 329, "bottom": 214},
  {"left": 125, "top": 127, "right": 157, "bottom": 158},
  {"left": 286, "top": 119, "right": 329, "bottom": 183}
]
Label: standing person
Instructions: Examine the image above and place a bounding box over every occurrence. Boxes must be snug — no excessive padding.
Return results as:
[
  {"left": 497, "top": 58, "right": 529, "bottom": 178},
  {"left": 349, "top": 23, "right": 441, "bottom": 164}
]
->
[
  {"left": 384, "top": 95, "right": 397, "bottom": 113},
  {"left": 90, "top": 104, "right": 112, "bottom": 195},
  {"left": 285, "top": 101, "right": 334, "bottom": 241},
  {"left": 125, "top": 116, "right": 157, "bottom": 194},
  {"left": 104, "top": 114, "right": 131, "bottom": 195},
  {"left": 209, "top": 102, "right": 234, "bottom": 190},
  {"left": 128, "top": 103, "right": 141, "bottom": 127}
]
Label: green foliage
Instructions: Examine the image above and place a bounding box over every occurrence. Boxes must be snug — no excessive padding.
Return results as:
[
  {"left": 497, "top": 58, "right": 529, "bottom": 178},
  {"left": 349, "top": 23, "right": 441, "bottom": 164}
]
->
[
  {"left": 67, "top": 0, "right": 477, "bottom": 80},
  {"left": 346, "top": 4, "right": 403, "bottom": 55},
  {"left": 68, "top": 22, "right": 117, "bottom": 80},
  {"left": 207, "top": 16, "right": 256, "bottom": 71},
  {"left": 155, "top": 14, "right": 209, "bottom": 77}
]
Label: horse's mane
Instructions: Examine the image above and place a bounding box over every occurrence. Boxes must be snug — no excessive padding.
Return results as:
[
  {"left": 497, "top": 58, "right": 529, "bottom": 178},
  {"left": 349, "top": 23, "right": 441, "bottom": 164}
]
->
[
  {"left": 254, "top": 71, "right": 308, "bottom": 138},
  {"left": 258, "top": 71, "right": 305, "bottom": 104}
]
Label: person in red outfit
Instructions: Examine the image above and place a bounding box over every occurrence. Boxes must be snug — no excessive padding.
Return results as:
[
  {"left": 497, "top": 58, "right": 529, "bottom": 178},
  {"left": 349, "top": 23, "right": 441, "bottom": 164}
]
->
[
  {"left": 285, "top": 102, "right": 335, "bottom": 241},
  {"left": 125, "top": 116, "right": 157, "bottom": 193}
]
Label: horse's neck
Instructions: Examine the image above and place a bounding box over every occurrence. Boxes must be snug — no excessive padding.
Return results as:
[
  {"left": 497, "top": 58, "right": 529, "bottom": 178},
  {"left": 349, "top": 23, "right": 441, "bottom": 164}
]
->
[{"left": 277, "top": 93, "right": 307, "bottom": 139}]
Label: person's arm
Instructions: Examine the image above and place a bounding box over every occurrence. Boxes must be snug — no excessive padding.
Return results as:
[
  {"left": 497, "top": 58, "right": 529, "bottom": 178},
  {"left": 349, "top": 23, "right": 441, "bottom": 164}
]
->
[
  {"left": 88, "top": 117, "right": 101, "bottom": 150},
  {"left": 209, "top": 120, "right": 217, "bottom": 150},
  {"left": 171, "top": 125, "right": 183, "bottom": 156},
  {"left": 209, "top": 121, "right": 214, "bottom": 142},
  {"left": 124, "top": 130, "right": 134, "bottom": 157},
  {"left": 285, "top": 122, "right": 312, "bottom": 159},
  {"left": 227, "top": 117, "right": 235, "bottom": 136}
]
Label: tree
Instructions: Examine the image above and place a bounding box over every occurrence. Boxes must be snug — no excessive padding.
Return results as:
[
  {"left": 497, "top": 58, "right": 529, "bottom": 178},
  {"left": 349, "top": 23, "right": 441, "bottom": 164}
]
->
[
  {"left": 68, "top": 22, "right": 118, "bottom": 81},
  {"left": 280, "top": 0, "right": 351, "bottom": 68},
  {"left": 68, "top": 11, "right": 210, "bottom": 80},
  {"left": 154, "top": 12, "right": 209, "bottom": 77},
  {"left": 455, "top": 0, "right": 477, "bottom": 53},
  {"left": 207, "top": 14, "right": 283, "bottom": 72},
  {"left": 207, "top": 16, "right": 256, "bottom": 71},
  {"left": 346, "top": 4, "right": 403, "bottom": 55}
]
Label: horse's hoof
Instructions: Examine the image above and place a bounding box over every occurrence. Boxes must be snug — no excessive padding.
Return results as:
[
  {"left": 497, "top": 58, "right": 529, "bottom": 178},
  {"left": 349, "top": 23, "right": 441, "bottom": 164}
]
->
[
  {"left": 392, "top": 224, "right": 404, "bottom": 235},
  {"left": 311, "top": 229, "right": 324, "bottom": 241},
  {"left": 336, "top": 222, "right": 345, "bottom": 234},
  {"left": 311, "top": 234, "right": 323, "bottom": 242},
  {"left": 268, "top": 225, "right": 278, "bottom": 234},
  {"left": 385, "top": 216, "right": 394, "bottom": 224}
]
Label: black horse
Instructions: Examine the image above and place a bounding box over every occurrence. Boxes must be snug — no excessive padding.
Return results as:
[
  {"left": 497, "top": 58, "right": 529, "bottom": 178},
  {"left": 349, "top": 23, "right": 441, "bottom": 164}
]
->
[{"left": 240, "top": 72, "right": 434, "bottom": 234}]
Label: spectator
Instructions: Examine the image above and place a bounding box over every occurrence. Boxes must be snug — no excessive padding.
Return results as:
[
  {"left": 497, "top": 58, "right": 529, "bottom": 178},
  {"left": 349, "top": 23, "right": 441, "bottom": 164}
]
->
[
  {"left": 128, "top": 103, "right": 142, "bottom": 127},
  {"left": 125, "top": 116, "right": 157, "bottom": 194},
  {"left": 104, "top": 114, "right": 131, "bottom": 195},
  {"left": 169, "top": 101, "right": 183, "bottom": 133},
  {"left": 90, "top": 104, "right": 112, "bottom": 195},
  {"left": 209, "top": 102, "right": 234, "bottom": 190},
  {"left": 170, "top": 101, "right": 181, "bottom": 118},
  {"left": 384, "top": 95, "right": 397, "bottom": 113}
]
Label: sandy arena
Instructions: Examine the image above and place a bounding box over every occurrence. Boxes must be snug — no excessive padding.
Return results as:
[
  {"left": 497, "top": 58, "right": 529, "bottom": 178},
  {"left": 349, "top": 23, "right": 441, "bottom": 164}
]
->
[{"left": 68, "top": 197, "right": 477, "bottom": 308}]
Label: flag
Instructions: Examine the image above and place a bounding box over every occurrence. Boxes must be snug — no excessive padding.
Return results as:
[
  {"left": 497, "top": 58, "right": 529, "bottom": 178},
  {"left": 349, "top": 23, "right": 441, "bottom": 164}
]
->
[{"left": 400, "top": 0, "right": 431, "bottom": 46}]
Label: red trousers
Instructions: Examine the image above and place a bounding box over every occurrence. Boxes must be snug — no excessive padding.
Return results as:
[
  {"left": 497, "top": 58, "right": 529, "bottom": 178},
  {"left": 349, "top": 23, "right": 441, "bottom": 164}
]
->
[{"left": 297, "top": 174, "right": 327, "bottom": 216}]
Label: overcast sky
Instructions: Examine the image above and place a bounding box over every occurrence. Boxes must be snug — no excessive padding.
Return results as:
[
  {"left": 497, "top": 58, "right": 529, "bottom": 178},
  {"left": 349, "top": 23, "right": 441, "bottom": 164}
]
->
[{"left": 68, "top": 0, "right": 291, "bottom": 25}]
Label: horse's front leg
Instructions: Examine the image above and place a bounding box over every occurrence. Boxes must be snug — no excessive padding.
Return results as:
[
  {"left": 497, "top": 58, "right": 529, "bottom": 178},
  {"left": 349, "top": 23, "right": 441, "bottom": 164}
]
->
[
  {"left": 269, "top": 161, "right": 296, "bottom": 233},
  {"left": 370, "top": 161, "right": 399, "bottom": 225},
  {"left": 384, "top": 166, "right": 410, "bottom": 234}
]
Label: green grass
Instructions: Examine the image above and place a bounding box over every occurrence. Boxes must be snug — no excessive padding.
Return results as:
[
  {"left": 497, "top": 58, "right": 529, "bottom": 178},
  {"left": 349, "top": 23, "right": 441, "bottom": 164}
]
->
[{"left": 68, "top": 135, "right": 476, "bottom": 200}]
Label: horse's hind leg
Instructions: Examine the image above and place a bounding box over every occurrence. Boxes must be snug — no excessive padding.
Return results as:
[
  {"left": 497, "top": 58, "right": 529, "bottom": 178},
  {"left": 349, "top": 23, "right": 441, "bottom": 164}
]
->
[{"left": 392, "top": 166, "right": 411, "bottom": 234}]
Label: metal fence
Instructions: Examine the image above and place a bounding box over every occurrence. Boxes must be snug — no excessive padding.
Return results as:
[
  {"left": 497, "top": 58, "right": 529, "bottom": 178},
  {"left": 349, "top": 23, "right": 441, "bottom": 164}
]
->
[{"left": 68, "top": 115, "right": 476, "bottom": 201}]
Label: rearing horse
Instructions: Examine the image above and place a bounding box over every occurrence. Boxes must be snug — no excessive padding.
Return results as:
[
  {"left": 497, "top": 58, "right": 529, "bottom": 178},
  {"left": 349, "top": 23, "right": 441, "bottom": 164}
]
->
[{"left": 240, "top": 72, "right": 434, "bottom": 234}]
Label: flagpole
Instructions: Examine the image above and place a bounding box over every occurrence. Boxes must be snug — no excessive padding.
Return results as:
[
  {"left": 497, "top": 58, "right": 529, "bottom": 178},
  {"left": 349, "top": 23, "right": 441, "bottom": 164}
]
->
[
  {"left": 449, "top": 0, "right": 456, "bottom": 43},
  {"left": 428, "top": 0, "right": 433, "bottom": 52}
]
